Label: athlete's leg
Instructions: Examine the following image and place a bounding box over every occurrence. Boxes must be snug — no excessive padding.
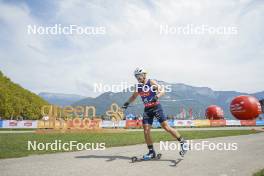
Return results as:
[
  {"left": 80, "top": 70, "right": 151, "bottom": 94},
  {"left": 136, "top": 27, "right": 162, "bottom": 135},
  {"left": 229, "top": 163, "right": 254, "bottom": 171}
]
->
[
  {"left": 155, "top": 104, "right": 183, "bottom": 141},
  {"left": 142, "top": 111, "right": 156, "bottom": 159},
  {"left": 161, "top": 121, "right": 189, "bottom": 156},
  {"left": 156, "top": 105, "right": 189, "bottom": 156},
  {"left": 160, "top": 121, "right": 182, "bottom": 140},
  {"left": 143, "top": 124, "right": 153, "bottom": 145},
  {"left": 143, "top": 124, "right": 156, "bottom": 159}
]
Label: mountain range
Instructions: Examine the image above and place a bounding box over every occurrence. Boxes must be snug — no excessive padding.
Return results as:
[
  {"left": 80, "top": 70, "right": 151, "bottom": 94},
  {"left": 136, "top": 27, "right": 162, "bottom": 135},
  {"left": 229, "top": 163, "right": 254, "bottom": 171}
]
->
[
  {"left": 39, "top": 81, "right": 264, "bottom": 119},
  {"left": 38, "top": 92, "right": 86, "bottom": 106}
]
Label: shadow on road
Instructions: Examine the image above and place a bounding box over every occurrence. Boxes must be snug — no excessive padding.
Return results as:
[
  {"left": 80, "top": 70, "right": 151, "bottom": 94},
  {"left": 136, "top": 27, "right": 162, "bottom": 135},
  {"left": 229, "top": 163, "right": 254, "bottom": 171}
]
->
[{"left": 75, "top": 155, "right": 183, "bottom": 167}]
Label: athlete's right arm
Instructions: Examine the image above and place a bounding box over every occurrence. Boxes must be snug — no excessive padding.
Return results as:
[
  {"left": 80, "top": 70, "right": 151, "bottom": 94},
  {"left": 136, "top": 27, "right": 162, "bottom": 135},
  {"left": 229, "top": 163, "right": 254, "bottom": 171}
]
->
[
  {"left": 128, "top": 91, "right": 139, "bottom": 103},
  {"left": 122, "top": 91, "right": 138, "bottom": 109}
]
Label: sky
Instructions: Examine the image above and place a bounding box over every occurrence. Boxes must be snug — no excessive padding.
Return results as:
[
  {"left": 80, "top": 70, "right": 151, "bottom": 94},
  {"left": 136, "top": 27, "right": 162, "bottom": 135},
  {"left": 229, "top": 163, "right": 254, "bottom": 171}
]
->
[{"left": 0, "top": 0, "right": 263, "bottom": 97}]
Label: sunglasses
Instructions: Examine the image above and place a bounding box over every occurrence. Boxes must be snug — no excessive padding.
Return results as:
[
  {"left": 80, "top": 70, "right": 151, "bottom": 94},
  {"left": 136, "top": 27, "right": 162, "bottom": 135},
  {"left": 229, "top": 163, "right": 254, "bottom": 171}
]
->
[{"left": 135, "top": 74, "right": 144, "bottom": 79}]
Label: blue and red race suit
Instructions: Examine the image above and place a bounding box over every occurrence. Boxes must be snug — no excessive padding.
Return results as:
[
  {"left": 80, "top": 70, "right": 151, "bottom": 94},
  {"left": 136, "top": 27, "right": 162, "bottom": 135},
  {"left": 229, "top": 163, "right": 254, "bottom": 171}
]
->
[{"left": 137, "top": 79, "right": 167, "bottom": 125}]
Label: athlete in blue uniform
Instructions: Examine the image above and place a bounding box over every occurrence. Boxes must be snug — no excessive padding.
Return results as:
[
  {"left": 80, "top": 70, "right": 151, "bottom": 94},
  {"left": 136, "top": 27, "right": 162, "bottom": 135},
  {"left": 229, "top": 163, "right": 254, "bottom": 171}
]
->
[{"left": 123, "top": 67, "right": 188, "bottom": 159}]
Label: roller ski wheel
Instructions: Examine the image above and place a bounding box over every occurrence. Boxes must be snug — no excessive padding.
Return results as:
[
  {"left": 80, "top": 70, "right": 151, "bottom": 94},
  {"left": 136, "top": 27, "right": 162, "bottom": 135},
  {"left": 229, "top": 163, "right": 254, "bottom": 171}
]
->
[
  {"left": 156, "top": 153, "right": 162, "bottom": 159},
  {"left": 179, "top": 150, "right": 186, "bottom": 157},
  {"left": 131, "top": 156, "right": 138, "bottom": 163}
]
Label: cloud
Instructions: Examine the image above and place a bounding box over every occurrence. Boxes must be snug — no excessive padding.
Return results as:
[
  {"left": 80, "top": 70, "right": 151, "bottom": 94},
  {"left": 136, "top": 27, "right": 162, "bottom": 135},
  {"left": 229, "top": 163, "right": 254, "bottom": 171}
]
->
[{"left": 0, "top": 0, "right": 263, "bottom": 97}]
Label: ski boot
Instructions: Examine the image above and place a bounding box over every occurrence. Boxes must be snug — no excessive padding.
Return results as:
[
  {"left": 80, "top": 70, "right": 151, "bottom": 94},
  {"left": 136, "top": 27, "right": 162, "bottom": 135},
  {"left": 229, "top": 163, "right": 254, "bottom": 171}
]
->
[
  {"left": 179, "top": 139, "right": 189, "bottom": 157},
  {"left": 143, "top": 150, "right": 156, "bottom": 160}
]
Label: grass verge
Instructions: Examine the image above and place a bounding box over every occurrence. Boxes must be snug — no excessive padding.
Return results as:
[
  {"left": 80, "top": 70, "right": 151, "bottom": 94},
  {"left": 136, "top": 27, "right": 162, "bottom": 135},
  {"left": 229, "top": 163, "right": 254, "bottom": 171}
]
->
[
  {"left": 253, "top": 169, "right": 264, "bottom": 176},
  {"left": 0, "top": 130, "right": 259, "bottom": 159}
]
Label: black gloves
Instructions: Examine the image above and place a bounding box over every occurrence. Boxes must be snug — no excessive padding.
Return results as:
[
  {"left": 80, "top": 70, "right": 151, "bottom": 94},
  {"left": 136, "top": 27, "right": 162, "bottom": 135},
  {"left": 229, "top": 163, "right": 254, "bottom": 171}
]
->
[{"left": 122, "top": 102, "right": 130, "bottom": 109}]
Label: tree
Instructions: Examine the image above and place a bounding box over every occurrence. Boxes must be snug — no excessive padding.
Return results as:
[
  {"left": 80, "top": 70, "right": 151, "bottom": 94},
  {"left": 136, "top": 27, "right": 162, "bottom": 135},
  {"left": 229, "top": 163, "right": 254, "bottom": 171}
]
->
[{"left": 0, "top": 70, "right": 49, "bottom": 119}]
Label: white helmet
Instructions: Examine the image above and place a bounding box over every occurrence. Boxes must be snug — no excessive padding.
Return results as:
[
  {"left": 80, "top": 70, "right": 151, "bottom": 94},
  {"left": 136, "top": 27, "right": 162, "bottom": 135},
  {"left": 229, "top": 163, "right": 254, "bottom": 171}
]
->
[{"left": 134, "top": 67, "right": 147, "bottom": 76}]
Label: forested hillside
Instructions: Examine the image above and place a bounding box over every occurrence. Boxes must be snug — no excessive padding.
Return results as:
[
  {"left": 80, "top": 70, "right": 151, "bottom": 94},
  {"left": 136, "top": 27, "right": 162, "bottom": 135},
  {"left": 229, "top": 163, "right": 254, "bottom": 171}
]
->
[{"left": 0, "top": 71, "right": 48, "bottom": 119}]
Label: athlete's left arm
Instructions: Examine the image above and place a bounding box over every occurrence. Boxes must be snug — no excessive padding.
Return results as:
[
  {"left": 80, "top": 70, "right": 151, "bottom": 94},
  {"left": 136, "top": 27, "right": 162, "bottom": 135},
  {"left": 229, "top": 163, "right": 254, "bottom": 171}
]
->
[{"left": 150, "top": 79, "right": 165, "bottom": 98}]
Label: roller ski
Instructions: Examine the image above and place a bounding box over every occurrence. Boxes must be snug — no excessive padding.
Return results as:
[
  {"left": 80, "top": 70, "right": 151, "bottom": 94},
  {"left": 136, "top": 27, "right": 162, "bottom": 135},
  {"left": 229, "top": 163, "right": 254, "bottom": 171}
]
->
[{"left": 131, "top": 151, "right": 162, "bottom": 163}]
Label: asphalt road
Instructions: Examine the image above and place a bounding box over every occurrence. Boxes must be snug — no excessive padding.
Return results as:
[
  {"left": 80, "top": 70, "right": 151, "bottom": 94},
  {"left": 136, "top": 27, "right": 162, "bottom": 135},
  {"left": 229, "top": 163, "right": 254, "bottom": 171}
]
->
[{"left": 1, "top": 133, "right": 264, "bottom": 176}]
